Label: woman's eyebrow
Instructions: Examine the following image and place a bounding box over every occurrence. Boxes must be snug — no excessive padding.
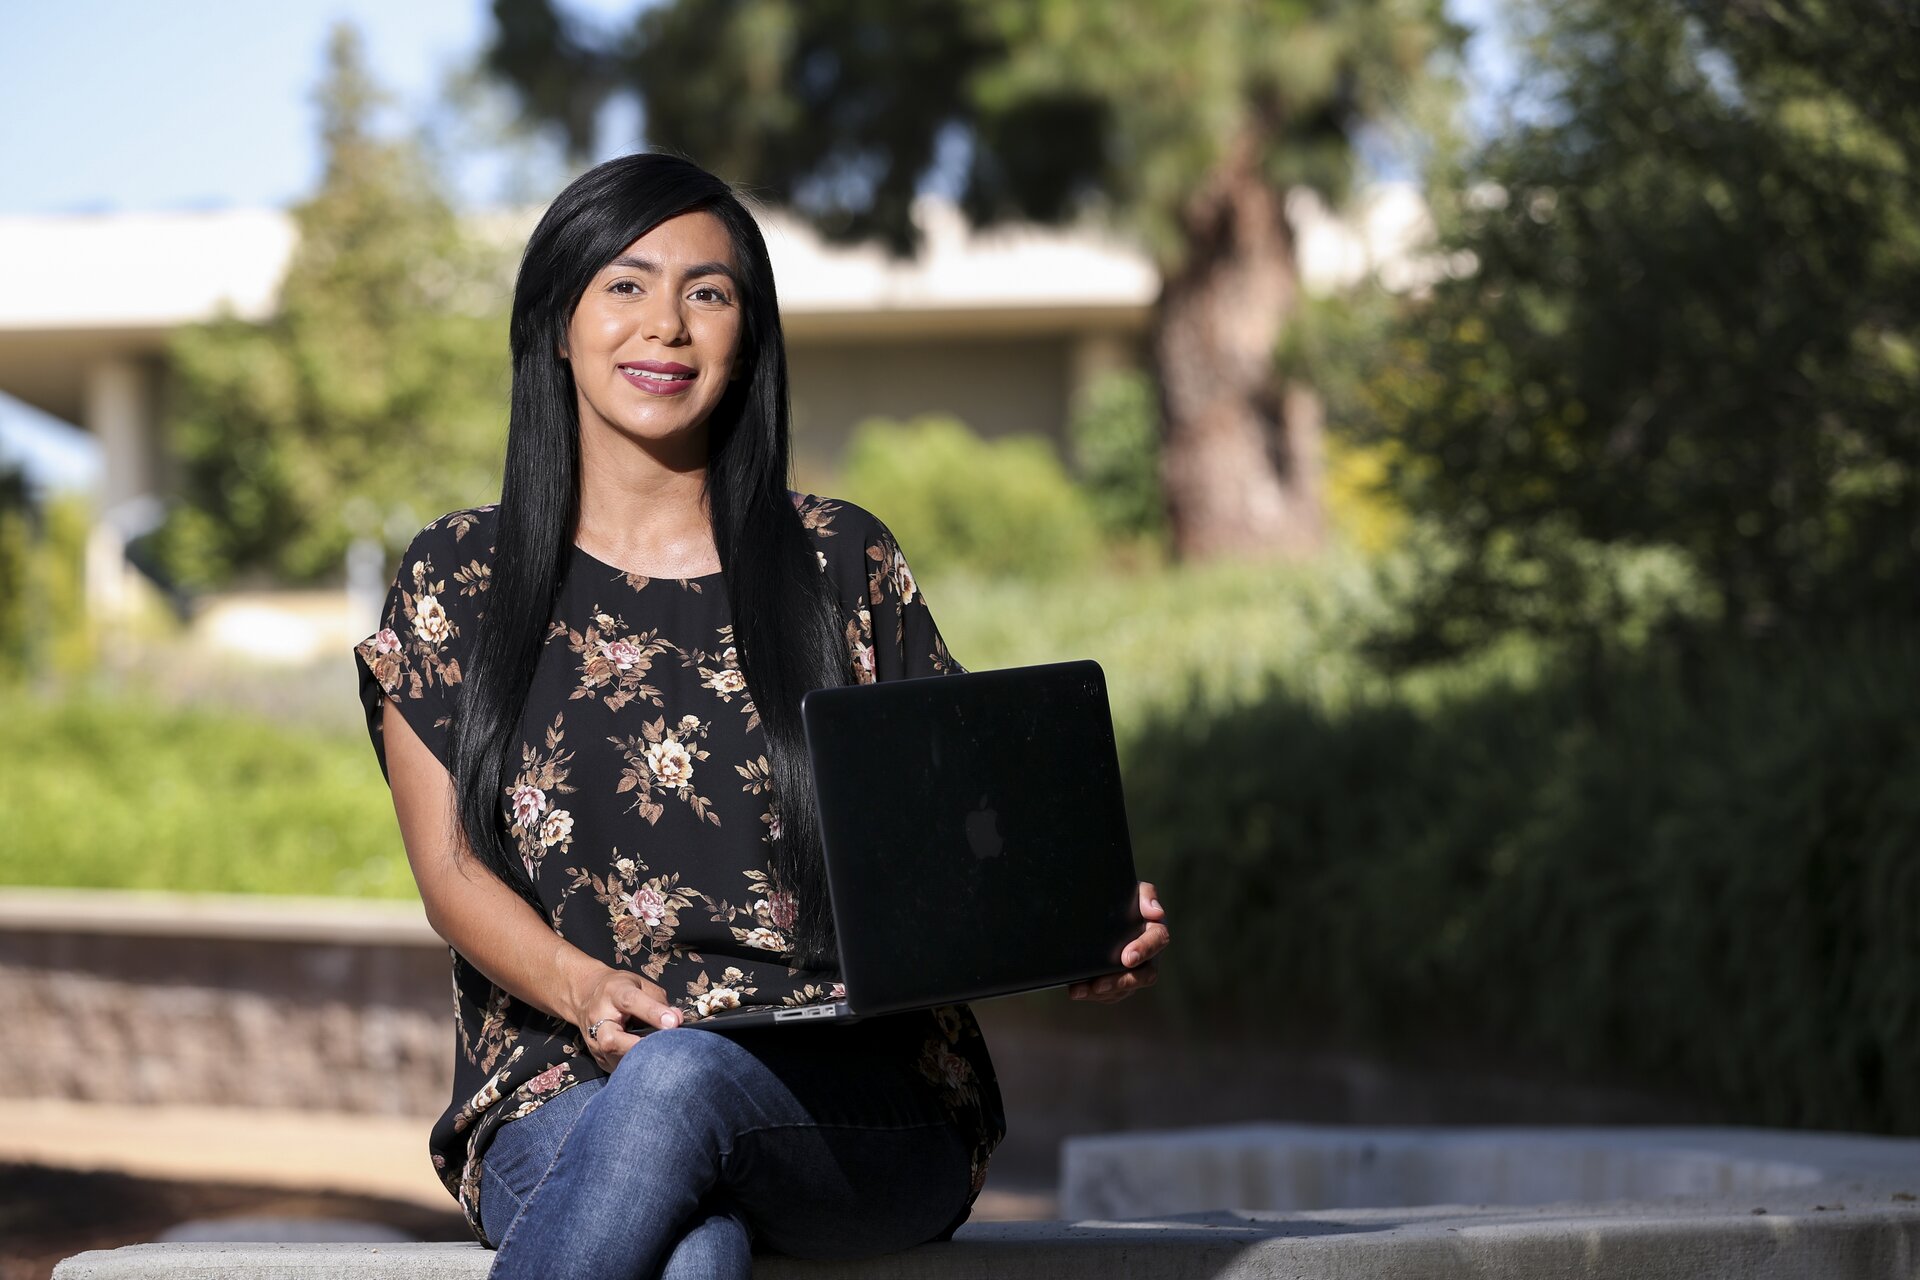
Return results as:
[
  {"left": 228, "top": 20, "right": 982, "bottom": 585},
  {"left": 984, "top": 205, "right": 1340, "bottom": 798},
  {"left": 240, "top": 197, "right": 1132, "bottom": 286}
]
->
[{"left": 606, "top": 254, "right": 738, "bottom": 286}]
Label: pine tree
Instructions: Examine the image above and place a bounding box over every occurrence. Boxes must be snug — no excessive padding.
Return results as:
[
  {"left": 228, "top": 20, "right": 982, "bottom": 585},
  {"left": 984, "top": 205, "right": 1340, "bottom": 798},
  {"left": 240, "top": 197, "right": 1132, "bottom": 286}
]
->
[{"left": 158, "top": 22, "right": 511, "bottom": 587}]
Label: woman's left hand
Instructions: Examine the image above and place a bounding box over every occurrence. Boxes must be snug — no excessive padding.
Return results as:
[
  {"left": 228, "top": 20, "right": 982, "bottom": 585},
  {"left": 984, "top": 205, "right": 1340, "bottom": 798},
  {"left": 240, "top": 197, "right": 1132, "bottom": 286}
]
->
[{"left": 1069, "top": 880, "right": 1169, "bottom": 1003}]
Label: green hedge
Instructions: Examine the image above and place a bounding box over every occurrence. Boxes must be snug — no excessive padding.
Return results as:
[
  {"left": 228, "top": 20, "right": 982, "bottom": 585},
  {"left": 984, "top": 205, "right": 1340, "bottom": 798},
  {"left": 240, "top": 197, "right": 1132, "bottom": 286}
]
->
[
  {"left": 1124, "top": 622, "right": 1920, "bottom": 1134},
  {"left": 0, "top": 687, "right": 413, "bottom": 899},
  {"left": 839, "top": 414, "right": 1101, "bottom": 579}
]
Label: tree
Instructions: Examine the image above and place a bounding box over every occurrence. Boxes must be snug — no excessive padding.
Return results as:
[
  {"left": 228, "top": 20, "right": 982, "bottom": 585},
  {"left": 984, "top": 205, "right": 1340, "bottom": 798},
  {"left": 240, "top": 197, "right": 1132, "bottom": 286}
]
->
[
  {"left": 1348, "top": 0, "right": 1920, "bottom": 645},
  {"left": 480, "top": 0, "right": 1458, "bottom": 560},
  {"left": 155, "top": 23, "right": 512, "bottom": 588}
]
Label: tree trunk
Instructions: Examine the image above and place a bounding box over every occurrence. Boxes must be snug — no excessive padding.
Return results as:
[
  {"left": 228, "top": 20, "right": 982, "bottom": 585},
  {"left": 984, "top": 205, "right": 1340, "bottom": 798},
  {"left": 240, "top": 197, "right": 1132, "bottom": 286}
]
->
[{"left": 1150, "top": 125, "right": 1324, "bottom": 560}]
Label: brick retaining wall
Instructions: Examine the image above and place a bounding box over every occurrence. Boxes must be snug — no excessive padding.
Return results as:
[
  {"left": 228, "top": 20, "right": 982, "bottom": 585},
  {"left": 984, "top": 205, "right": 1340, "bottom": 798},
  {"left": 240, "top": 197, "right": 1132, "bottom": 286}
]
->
[{"left": 0, "top": 890, "right": 449, "bottom": 1116}]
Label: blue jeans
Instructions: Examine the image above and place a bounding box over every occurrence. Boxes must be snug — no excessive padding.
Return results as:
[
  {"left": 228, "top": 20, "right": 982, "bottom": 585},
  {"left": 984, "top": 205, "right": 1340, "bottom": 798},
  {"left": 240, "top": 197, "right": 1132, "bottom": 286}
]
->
[{"left": 480, "top": 1021, "right": 975, "bottom": 1279}]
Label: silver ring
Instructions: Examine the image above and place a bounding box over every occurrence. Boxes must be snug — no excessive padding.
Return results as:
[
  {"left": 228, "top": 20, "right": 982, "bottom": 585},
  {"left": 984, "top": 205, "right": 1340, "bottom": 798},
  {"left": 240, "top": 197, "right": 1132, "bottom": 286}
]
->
[{"left": 587, "top": 1016, "right": 615, "bottom": 1042}]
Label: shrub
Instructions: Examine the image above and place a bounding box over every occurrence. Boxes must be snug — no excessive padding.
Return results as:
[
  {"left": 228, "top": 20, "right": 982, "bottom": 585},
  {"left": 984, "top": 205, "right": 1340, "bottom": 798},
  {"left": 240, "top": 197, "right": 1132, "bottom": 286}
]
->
[
  {"left": 0, "top": 484, "right": 95, "bottom": 683},
  {"left": 0, "top": 465, "right": 28, "bottom": 679},
  {"left": 1364, "top": 516, "right": 1720, "bottom": 668},
  {"left": 839, "top": 414, "right": 1101, "bottom": 578},
  {"left": 1124, "top": 622, "right": 1920, "bottom": 1134},
  {"left": 1065, "top": 368, "right": 1166, "bottom": 546},
  {"left": 0, "top": 686, "right": 412, "bottom": 898}
]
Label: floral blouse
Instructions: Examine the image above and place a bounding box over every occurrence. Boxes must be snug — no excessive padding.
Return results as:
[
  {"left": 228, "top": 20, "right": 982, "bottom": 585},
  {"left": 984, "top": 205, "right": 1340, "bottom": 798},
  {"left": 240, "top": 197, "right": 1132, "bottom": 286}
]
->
[{"left": 352, "top": 492, "right": 1005, "bottom": 1246}]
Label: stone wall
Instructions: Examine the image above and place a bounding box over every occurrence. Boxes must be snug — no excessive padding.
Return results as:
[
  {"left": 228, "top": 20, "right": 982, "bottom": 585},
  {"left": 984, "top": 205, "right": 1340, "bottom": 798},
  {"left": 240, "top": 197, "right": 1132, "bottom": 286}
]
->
[{"left": 0, "top": 890, "right": 449, "bottom": 1116}]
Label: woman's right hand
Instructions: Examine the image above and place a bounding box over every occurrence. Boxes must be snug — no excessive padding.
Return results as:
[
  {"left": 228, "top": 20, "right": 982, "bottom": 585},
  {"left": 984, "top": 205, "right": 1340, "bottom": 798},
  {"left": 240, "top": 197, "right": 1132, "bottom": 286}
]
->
[
  {"left": 380, "top": 700, "right": 684, "bottom": 1074},
  {"left": 565, "top": 965, "right": 682, "bottom": 1072}
]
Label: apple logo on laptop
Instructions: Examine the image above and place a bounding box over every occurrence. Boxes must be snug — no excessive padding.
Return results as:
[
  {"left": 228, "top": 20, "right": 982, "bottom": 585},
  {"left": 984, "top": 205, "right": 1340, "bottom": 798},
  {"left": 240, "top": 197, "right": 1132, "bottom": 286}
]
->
[{"left": 964, "top": 794, "right": 1005, "bottom": 860}]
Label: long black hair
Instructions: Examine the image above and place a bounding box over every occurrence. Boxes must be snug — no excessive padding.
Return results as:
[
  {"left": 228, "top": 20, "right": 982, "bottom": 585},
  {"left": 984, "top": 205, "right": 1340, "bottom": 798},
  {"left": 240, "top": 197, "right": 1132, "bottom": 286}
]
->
[{"left": 447, "top": 151, "right": 848, "bottom": 967}]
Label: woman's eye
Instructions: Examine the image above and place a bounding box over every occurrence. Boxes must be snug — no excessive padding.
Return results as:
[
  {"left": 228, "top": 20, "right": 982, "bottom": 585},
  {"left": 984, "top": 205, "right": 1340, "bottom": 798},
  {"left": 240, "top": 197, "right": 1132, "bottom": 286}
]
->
[
  {"left": 691, "top": 285, "right": 730, "bottom": 303},
  {"left": 610, "top": 280, "right": 641, "bottom": 295}
]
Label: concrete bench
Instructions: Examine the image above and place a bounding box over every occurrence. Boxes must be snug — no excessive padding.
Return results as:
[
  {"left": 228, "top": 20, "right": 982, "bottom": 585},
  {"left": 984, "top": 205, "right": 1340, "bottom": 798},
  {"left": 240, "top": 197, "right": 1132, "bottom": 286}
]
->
[
  {"left": 51, "top": 1193, "right": 1920, "bottom": 1279},
  {"left": 1059, "top": 1123, "right": 1920, "bottom": 1219},
  {"left": 52, "top": 1124, "right": 1920, "bottom": 1277}
]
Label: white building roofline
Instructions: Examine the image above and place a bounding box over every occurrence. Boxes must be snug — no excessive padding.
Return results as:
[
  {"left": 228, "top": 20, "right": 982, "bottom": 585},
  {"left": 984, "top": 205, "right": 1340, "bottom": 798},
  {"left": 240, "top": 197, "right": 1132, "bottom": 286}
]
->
[
  {"left": 0, "top": 207, "right": 298, "bottom": 332},
  {"left": 0, "top": 184, "right": 1436, "bottom": 337}
]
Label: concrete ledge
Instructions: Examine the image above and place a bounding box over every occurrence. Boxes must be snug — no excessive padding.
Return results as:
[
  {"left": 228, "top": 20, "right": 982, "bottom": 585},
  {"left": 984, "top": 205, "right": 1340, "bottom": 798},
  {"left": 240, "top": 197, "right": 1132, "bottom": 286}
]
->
[
  {"left": 0, "top": 887, "right": 436, "bottom": 946},
  {"left": 1060, "top": 1124, "right": 1920, "bottom": 1220},
  {"left": 50, "top": 1200, "right": 1920, "bottom": 1279}
]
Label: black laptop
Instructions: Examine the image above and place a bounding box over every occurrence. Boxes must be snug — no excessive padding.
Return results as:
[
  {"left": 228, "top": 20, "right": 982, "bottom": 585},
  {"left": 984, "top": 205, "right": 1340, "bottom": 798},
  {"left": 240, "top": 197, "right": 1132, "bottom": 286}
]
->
[{"left": 691, "top": 659, "right": 1143, "bottom": 1032}]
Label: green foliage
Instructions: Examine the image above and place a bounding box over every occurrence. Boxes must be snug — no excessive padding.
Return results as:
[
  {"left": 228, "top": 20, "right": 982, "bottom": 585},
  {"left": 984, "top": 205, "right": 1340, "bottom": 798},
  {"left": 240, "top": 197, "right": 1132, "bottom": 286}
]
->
[
  {"left": 1125, "top": 622, "right": 1920, "bottom": 1133},
  {"left": 1359, "top": 0, "right": 1920, "bottom": 641},
  {"left": 1066, "top": 368, "right": 1167, "bottom": 547},
  {"left": 34, "top": 493, "right": 95, "bottom": 679},
  {"left": 931, "top": 552, "right": 1393, "bottom": 740},
  {"left": 1282, "top": 288, "right": 1417, "bottom": 555},
  {"left": 962, "top": 0, "right": 1462, "bottom": 273},
  {"left": 0, "top": 465, "right": 30, "bottom": 679},
  {"left": 1322, "top": 435, "right": 1408, "bottom": 556},
  {"left": 839, "top": 414, "right": 1101, "bottom": 579},
  {"left": 154, "top": 23, "right": 510, "bottom": 589},
  {"left": 501, "top": 0, "right": 1464, "bottom": 270},
  {"left": 0, "top": 686, "right": 413, "bottom": 898},
  {"left": 0, "top": 479, "right": 94, "bottom": 683},
  {"left": 1363, "top": 517, "right": 1721, "bottom": 666}
]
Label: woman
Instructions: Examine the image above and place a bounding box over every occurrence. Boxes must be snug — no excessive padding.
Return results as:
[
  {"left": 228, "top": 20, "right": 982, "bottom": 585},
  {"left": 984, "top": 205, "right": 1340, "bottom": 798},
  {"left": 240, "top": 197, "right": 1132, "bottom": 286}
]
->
[{"left": 353, "top": 150, "right": 1171, "bottom": 1279}]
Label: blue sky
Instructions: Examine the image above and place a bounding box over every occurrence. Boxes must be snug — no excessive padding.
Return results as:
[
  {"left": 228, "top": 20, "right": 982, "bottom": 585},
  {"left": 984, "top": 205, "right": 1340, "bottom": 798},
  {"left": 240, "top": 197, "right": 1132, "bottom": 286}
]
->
[
  {"left": 0, "top": 0, "right": 649, "bottom": 216},
  {"left": 0, "top": 0, "right": 1514, "bottom": 489}
]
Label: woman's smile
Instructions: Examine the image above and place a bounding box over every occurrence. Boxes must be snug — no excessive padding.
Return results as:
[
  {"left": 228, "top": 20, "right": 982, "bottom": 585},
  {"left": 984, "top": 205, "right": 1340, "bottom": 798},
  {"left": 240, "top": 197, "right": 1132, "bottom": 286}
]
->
[{"left": 618, "top": 360, "right": 698, "bottom": 396}]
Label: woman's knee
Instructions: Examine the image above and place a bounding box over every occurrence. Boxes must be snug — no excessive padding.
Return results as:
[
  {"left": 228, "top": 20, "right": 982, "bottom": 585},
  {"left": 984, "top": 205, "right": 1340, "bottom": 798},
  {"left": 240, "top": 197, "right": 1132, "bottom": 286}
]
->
[
  {"left": 600, "top": 1028, "right": 770, "bottom": 1133},
  {"left": 658, "top": 1204, "right": 752, "bottom": 1280},
  {"left": 738, "top": 1120, "right": 972, "bottom": 1261},
  {"left": 612, "top": 1026, "right": 744, "bottom": 1088}
]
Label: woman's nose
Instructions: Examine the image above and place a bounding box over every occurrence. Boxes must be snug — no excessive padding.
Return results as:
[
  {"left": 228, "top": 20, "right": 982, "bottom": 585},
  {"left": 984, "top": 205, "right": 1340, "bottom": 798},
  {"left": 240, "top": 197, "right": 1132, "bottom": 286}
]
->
[{"left": 640, "top": 294, "right": 689, "bottom": 344}]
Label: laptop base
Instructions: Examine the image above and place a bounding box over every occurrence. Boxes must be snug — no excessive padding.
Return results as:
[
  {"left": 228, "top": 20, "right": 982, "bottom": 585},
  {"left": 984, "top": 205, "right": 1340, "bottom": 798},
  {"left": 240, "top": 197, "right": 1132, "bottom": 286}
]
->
[{"left": 682, "top": 999, "right": 860, "bottom": 1034}]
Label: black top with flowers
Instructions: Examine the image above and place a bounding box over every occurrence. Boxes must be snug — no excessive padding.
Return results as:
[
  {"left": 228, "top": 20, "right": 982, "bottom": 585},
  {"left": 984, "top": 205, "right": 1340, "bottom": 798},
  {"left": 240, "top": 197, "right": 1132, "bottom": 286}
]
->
[{"left": 352, "top": 492, "right": 1005, "bottom": 1246}]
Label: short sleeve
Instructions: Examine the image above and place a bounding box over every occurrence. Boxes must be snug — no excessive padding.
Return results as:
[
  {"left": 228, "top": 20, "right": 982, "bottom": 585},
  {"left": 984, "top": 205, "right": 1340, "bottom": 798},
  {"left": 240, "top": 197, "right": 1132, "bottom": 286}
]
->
[
  {"left": 858, "top": 514, "right": 966, "bottom": 683},
  {"left": 352, "top": 522, "right": 481, "bottom": 784}
]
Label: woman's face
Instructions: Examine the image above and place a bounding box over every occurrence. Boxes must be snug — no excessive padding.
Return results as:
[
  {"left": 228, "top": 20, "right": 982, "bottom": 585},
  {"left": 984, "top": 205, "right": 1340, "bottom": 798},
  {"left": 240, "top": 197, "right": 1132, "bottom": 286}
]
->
[{"left": 561, "top": 209, "right": 747, "bottom": 460}]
